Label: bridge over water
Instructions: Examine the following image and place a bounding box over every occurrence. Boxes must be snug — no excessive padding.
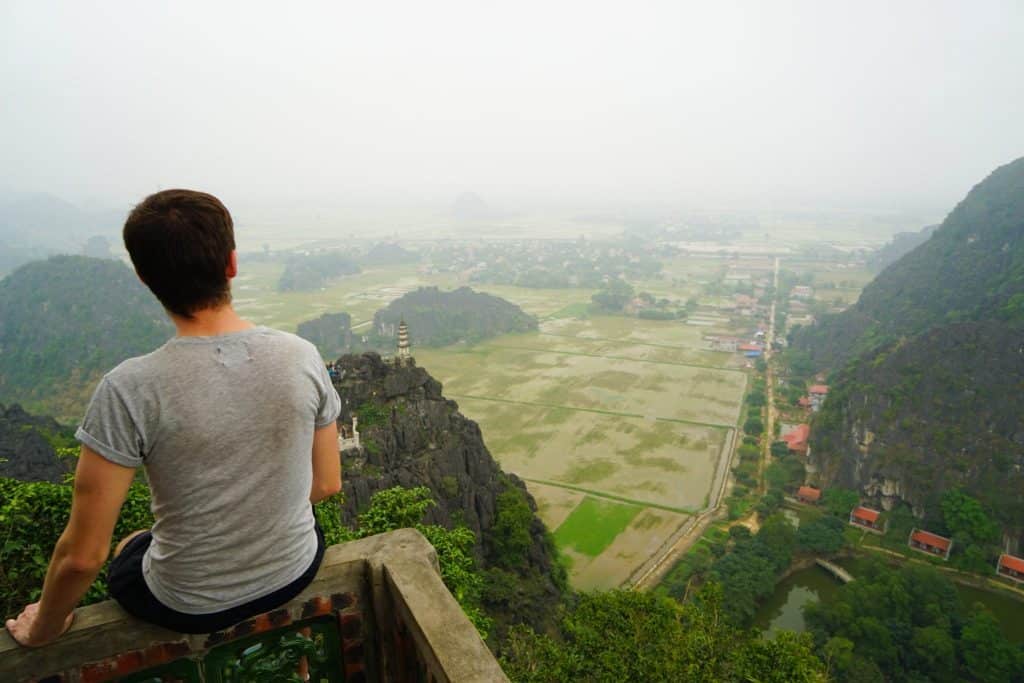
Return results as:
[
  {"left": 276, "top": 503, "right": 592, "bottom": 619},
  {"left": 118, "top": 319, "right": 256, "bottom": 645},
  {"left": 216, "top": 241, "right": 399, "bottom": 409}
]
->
[{"left": 816, "top": 558, "right": 854, "bottom": 583}]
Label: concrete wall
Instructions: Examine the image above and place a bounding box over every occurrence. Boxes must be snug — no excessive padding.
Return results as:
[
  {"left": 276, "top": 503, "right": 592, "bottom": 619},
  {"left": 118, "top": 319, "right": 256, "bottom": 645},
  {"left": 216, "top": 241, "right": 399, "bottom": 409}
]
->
[{"left": 0, "top": 528, "right": 507, "bottom": 683}]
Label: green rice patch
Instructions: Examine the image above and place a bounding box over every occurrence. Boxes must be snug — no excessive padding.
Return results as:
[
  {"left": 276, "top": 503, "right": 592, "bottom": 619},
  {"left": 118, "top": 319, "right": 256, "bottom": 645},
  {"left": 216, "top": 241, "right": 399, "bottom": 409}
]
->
[{"left": 553, "top": 497, "right": 643, "bottom": 557}]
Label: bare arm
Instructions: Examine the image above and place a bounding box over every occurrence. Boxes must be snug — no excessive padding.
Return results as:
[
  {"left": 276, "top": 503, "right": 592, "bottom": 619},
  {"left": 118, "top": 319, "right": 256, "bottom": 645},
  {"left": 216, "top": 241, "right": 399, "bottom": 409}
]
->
[
  {"left": 6, "top": 446, "right": 135, "bottom": 647},
  {"left": 310, "top": 421, "right": 341, "bottom": 503}
]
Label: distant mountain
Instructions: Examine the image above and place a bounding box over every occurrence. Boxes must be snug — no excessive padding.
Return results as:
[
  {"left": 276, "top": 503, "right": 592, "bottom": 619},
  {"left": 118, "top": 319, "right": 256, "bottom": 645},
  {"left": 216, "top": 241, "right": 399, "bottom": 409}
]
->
[
  {"left": 0, "top": 193, "right": 124, "bottom": 275},
  {"left": 866, "top": 224, "right": 938, "bottom": 272},
  {"left": 792, "top": 157, "right": 1024, "bottom": 541},
  {"left": 450, "top": 192, "right": 494, "bottom": 221},
  {"left": 361, "top": 242, "right": 419, "bottom": 266},
  {"left": 0, "top": 403, "right": 74, "bottom": 483},
  {"left": 0, "top": 255, "right": 172, "bottom": 420},
  {"left": 373, "top": 286, "right": 537, "bottom": 347},
  {"left": 0, "top": 192, "right": 123, "bottom": 248},
  {"left": 296, "top": 311, "right": 354, "bottom": 357}
]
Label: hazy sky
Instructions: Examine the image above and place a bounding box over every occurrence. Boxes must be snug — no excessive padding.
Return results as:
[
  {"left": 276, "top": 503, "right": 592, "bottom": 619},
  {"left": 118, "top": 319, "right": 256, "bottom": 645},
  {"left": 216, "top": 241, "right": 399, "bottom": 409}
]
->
[{"left": 2, "top": 1, "right": 1022, "bottom": 213}]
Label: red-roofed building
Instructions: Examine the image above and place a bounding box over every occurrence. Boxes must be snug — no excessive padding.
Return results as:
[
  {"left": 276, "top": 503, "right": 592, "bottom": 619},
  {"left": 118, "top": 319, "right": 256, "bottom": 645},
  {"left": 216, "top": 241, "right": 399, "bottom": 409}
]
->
[
  {"left": 797, "top": 396, "right": 811, "bottom": 409},
  {"left": 808, "top": 385, "right": 829, "bottom": 411},
  {"left": 738, "top": 343, "right": 762, "bottom": 352},
  {"left": 908, "top": 529, "right": 953, "bottom": 560},
  {"left": 997, "top": 554, "right": 1024, "bottom": 583},
  {"left": 782, "top": 424, "right": 811, "bottom": 455},
  {"left": 849, "top": 506, "right": 884, "bottom": 533},
  {"left": 796, "top": 486, "right": 821, "bottom": 504}
]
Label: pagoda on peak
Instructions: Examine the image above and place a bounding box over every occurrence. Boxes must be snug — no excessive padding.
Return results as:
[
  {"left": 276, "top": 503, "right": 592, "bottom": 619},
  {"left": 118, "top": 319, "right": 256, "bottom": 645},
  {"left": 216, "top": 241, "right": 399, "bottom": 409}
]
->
[{"left": 396, "top": 318, "right": 413, "bottom": 366}]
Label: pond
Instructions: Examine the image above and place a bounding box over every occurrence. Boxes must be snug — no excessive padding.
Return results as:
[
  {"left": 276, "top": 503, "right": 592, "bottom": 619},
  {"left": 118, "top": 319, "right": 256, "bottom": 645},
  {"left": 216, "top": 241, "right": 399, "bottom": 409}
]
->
[{"left": 752, "top": 558, "right": 1024, "bottom": 643}]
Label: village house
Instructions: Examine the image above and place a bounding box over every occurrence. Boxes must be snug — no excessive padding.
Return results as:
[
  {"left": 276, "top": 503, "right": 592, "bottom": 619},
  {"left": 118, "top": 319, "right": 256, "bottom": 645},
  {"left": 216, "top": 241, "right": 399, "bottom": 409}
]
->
[
  {"left": 791, "top": 285, "right": 813, "bottom": 299},
  {"left": 708, "top": 336, "right": 740, "bottom": 352},
  {"left": 796, "top": 486, "right": 821, "bottom": 504},
  {"left": 808, "top": 384, "right": 829, "bottom": 411},
  {"left": 996, "top": 554, "right": 1024, "bottom": 583},
  {"left": 849, "top": 506, "right": 885, "bottom": 533},
  {"left": 797, "top": 396, "right": 812, "bottom": 409},
  {"left": 908, "top": 529, "right": 953, "bottom": 560},
  {"left": 782, "top": 424, "right": 811, "bottom": 455}
]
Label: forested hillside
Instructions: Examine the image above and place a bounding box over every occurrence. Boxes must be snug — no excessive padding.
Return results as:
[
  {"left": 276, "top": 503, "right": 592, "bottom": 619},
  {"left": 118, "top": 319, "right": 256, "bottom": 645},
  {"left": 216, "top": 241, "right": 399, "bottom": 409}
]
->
[
  {"left": 812, "top": 321, "right": 1024, "bottom": 531},
  {"left": 373, "top": 286, "right": 537, "bottom": 346},
  {"left": 791, "top": 157, "right": 1024, "bottom": 546},
  {"left": 791, "top": 156, "right": 1024, "bottom": 369},
  {"left": 296, "top": 311, "right": 354, "bottom": 357},
  {"left": 0, "top": 256, "right": 172, "bottom": 420}
]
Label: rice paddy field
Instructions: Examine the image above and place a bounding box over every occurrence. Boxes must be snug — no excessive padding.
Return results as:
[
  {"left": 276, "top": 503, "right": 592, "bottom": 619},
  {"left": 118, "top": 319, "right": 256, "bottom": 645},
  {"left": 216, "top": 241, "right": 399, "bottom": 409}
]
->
[
  {"left": 234, "top": 259, "right": 753, "bottom": 590},
  {"left": 416, "top": 310, "right": 748, "bottom": 589}
]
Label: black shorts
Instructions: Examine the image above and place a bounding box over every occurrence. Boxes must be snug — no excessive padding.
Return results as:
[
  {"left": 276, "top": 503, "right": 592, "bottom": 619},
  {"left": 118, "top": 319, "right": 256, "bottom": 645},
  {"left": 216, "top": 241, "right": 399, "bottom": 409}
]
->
[{"left": 107, "top": 522, "right": 325, "bottom": 634}]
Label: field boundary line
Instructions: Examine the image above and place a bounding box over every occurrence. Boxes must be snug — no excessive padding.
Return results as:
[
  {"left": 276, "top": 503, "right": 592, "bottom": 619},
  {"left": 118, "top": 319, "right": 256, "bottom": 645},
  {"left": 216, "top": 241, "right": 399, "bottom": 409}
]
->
[
  {"left": 449, "top": 394, "right": 733, "bottom": 429},
  {"left": 521, "top": 478, "right": 698, "bottom": 515},
  {"left": 537, "top": 331, "right": 735, "bottom": 356},
  {"left": 483, "top": 343, "right": 743, "bottom": 373}
]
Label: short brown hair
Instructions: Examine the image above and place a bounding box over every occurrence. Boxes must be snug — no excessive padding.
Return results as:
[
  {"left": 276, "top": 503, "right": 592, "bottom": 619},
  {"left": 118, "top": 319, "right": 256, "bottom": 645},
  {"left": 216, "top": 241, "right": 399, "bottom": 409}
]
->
[{"left": 123, "top": 189, "right": 236, "bottom": 318}]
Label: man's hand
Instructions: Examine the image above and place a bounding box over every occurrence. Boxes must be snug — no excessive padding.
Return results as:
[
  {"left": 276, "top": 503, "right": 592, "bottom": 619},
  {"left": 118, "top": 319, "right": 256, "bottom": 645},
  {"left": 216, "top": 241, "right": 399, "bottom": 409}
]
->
[{"left": 6, "top": 602, "right": 74, "bottom": 647}]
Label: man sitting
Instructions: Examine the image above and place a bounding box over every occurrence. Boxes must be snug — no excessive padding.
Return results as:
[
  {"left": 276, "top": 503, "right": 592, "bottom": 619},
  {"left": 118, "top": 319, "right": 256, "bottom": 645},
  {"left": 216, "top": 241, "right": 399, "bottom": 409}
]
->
[{"left": 6, "top": 189, "right": 341, "bottom": 645}]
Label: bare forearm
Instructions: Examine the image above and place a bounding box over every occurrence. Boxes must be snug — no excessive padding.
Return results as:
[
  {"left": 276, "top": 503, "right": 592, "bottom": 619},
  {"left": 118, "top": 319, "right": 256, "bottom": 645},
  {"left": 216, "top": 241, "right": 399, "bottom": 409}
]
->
[
  {"left": 36, "top": 538, "right": 102, "bottom": 634},
  {"left": 309, "top": 478, "right": 342, "bottom": 503}
]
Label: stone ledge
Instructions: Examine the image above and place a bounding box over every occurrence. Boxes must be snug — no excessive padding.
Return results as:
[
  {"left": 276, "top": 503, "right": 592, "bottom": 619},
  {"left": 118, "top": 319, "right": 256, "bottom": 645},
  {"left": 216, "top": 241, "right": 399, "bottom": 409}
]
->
[{"left": 0, "top": 528, "right": 507, "bottom": 683}]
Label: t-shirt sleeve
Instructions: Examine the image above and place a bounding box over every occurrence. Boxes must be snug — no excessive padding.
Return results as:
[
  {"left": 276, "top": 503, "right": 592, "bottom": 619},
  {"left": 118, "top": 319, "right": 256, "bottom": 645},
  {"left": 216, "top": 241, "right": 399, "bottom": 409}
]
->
[
  {"left": 314, "top": 358, "right": 342, "bottom": 428},
  {"left": 75, "top": 377, "right": 146, "bottom": 468}
]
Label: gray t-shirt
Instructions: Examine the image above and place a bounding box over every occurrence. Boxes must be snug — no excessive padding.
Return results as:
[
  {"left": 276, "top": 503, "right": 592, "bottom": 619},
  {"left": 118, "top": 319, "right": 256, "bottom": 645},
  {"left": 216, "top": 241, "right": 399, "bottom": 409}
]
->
[{"left": 76, "top": 326, "right": 341, "bottom": 614}]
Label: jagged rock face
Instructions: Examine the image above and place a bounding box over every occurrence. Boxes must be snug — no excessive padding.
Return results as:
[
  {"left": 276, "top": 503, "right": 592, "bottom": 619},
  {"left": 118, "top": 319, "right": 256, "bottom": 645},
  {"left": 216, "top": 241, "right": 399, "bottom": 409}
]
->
[
  {"left": 809, "top": 321, "right": 1024, "bottom": 541},
  {"left": 332, "top": 352, "right": 556, "bottom": 576},
  {"left": 0, "top": 403, "right": 72, "bottom": 483}
]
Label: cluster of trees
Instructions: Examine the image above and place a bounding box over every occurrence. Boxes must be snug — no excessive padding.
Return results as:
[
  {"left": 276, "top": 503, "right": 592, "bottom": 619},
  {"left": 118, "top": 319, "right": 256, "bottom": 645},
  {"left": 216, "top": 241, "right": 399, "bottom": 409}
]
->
[
  {"left": 806, "top": 559, "right": 1023, "bottom": 682},
  {"left": 372, "top": 286, "right": 537, "bottom": 347},
  {"left": 708, "top": 515, "right": 798, "bottom": 624},
  {"left": 590, "top": 279, "right": 687, "bottom": 319},
  {"left": 0, "top": 475, "right": 155, "bottom": 617},
  {"left": 501, "top": 584, "right": 825, "bottom": 682},
  {"left": 277, "top": 252, "right": 360, "bottom": 291}
]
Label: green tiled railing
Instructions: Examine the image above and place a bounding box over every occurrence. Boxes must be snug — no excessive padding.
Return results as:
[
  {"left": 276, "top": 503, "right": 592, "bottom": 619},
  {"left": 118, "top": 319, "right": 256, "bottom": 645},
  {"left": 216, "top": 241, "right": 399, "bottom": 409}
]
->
[
  {"left": 117, "top": 616, "right": 343, "bottom": 683},
  {"left": 0, "top": 529, "right": 508, "bottom": 683}
]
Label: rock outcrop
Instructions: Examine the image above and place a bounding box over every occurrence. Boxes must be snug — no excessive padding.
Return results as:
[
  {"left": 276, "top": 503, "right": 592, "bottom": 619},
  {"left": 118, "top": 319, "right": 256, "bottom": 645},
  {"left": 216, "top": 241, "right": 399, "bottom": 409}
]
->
[
  {"left": 331, "top": 352, "right": 563, "bottom": 633},
  {"left": 0, "top": 403, "right": 73, "bottom": 483}
]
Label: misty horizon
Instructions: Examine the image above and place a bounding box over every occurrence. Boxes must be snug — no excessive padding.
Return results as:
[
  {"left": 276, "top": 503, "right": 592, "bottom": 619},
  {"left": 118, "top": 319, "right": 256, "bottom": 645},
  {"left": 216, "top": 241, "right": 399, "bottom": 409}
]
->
[{"left": 3, "top": 1, "right": 1023, "bottom": 218}]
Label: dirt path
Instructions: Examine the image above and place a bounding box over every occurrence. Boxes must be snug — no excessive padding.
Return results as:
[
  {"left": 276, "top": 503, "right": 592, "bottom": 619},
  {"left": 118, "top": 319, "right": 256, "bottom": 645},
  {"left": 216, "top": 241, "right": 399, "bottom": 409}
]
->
[{"left": 759, "top": 256, "right": 780, "bottom": 493}]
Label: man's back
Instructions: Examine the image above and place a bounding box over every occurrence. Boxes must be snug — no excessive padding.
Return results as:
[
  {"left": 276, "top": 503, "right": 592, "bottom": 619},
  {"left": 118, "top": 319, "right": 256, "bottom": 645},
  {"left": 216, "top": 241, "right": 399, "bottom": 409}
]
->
[{"left": 76, "top": 326, "right": 340, "bottom": 613}]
